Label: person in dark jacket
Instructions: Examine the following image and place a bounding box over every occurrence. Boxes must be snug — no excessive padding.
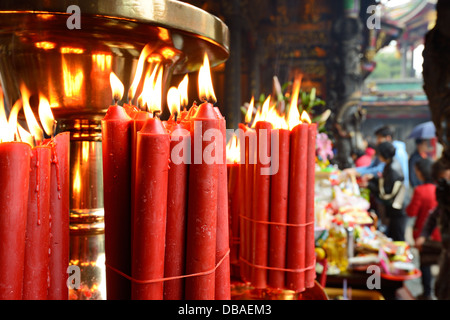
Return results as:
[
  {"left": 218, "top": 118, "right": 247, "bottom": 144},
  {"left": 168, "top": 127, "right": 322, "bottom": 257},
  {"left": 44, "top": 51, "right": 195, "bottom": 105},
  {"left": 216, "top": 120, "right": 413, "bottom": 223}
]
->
[
  {"left": 408, "top": 138, "right": 430, "bottom": 189},
  {"left": 368, "top": 141, "right": 408, "bottom": 241}
]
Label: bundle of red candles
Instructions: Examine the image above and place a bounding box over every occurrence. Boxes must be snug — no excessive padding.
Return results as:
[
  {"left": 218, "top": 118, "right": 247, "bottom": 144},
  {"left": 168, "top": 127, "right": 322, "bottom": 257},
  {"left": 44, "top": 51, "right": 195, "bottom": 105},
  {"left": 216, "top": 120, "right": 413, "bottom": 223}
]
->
[
  {"left": 227, "top": 76, "right": 317, "bottom": 293},
  {"left": 0, "top": 86, "right": 70, "bottom": 300},
  {"left": 102, "top": 54, "right": 230, "bottom": 300}
]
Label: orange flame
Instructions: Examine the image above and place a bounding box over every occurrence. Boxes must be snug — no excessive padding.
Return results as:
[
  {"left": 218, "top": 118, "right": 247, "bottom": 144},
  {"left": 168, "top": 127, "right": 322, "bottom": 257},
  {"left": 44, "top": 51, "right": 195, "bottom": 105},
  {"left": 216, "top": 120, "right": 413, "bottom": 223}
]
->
[
  {"left": 226, "top": 134, "right": 240, "bottom": 164},
  {"left": 38, "top": 94, "right": 55, "bottom": 137},
  {"left": 138, "top": 65, "right": 158, "bottom": 110},
  {"left": 8, "top": 100, "right": 21, "bottom": 142},
  {"left": 198, "top": 53, "right": 216, "bottom": 103},
  {"left": 21, "top": 84, "right": 44, "bottom": 144},
  {"left": 110, "top": 72, "right": 124, "bottom": 103},
  {"left": 167, "top": 86, "right": 181, "bottom": 117},
  {"left": 245, "top": 97, "right": 254, "bottom": 124},
  {"left": 0, "top": 88, "right": 10, "bottom": 142},
  {"left": 287, "top": 76, "right": 302, "bottom": 130},
  {"left": 300, "top": 110, "right": 312, "bottom": 124},
  {"left": 129, "top": 43, "right": 154, "bottom": 102},
  {"left": 148, "top": 67, "right": 163, "bottom": 114},
  {"left": 178, "top": 74, "right": 189, "bottom": 108},
  {"left": 17, "top": 124, "right": 33, "bottom": 147}
]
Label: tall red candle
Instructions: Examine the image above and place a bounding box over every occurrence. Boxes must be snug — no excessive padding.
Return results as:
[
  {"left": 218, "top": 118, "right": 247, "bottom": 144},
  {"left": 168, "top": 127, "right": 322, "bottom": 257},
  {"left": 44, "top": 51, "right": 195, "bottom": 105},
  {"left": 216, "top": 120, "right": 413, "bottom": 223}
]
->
[
  {"left": 164, "top": 123, "right": 190, "bottom": 300},
  {"left": 23, "top": 145, "right": 51, "bottom": 300},
  {"left": 0, "top": 142, "right": 31, "bottom": 299},
  {"left": 305, "top": 122, "right": 317, "bottom": 288},
  {"left": 268, "top": 128, "right": 290, "bottom": 289},
  {"left": 214, "top": 107, "right": 230, "bottom": 300},
  {"left": 102, "top": 105, "right": 132, "bottom": 300},
  {"left": 237, "top": 125, "right": 255, "bottom": 282},
  {"left": 251, "top": 121, "right": 272, "bottom": 288},
  {"left": 132, "top": 117, "right": 170, "bottom": 300},
  {"left": 227, "top": 160, "right": 240, "bottom": 278},
  {"left": 131, "top": 110, "right": 152, "bottom": 246},
  {"left": 185, "top": 102, "right": 219, "bottom": 300},
  {"left": 47, "top": 132, "right": 70, "bottom": 300},
  {"left": 286, "top": 122, "right": 308, "bottom": 292}
]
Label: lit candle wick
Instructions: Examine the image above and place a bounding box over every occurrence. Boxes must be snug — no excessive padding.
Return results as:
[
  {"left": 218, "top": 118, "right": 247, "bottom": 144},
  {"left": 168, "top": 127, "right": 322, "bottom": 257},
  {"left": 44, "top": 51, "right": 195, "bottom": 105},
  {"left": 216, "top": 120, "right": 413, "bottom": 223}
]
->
[{"left": 52, "top": 120, "right": 57, "bottom": 139}]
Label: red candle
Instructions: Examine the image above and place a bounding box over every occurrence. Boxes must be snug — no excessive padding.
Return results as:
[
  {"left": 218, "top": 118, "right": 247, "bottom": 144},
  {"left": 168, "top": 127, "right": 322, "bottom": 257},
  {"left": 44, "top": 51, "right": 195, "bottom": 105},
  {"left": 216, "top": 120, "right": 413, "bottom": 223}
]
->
[
  {"left": 185, "top": 102, "right": 220, "bottom": 300},
  {"left": 227, "top": 160, "right": 240, "bottom": 278},
  {"left": 131, "top": 110, "right": 152, "bottom": 246},
  {"left": 268, "top": 128, "right": 290, "bottom": 289},
  {"left": 23, "top": 145, "right": 52, "bottom": 300},
  {"left": 132, "top": 117, "right": 170, "bottom": 300},
  {"left": 226, "top": 134, "right": 240, "bottom": 279},
  {"left": 123, "top": 103, "right": 139, "bottom": 118},
  {"left": 164, "top": 123, "right": 190, "bottom": 300},
  {"left": 47, "top": 132, "right": 70, "bottom": 300},
  {"left": 286, "top": 122, "right": 308, "bottom": 292},
  {"left": 251, "top": 121, "right": 272, "bottom": 288},
  {"left": 214, "top": 107, "right": 230, "bottom": 300},
  {"left": 237, "top": 124, "right": 255, "bottom": 282},
  {"left": 101, "top": 105, "right": 132, "bottom": 300},
  {"left": 0, "top": 142, "right": 31, "bottom": 299},
  {"left": 305, "top": 122, "right": 317, "bottom": 288}
]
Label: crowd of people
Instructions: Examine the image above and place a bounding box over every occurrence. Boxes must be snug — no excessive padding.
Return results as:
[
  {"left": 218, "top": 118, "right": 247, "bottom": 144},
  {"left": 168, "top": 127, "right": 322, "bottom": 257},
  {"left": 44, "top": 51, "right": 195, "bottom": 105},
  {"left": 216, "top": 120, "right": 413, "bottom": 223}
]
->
[{"left": 343, "top": 125, "right": 450, "bottom": 300}]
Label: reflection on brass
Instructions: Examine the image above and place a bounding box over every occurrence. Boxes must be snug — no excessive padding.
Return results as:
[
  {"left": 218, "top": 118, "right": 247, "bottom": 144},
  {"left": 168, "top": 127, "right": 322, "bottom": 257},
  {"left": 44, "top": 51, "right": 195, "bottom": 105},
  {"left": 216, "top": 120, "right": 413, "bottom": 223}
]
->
[{"left": 0, "top": 1, "right": 229, "bottom": 118}]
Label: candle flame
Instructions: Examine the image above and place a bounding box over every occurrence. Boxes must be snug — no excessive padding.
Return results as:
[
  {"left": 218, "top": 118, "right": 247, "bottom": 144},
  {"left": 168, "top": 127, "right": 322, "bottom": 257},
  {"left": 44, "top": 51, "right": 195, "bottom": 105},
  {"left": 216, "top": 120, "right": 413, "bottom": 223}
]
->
[
  {"left": 178, "top": 74, "right": 189, "bottom": 108},
  {"left": 38, "top": 94, "right": 55, "bottom": 137},
  {"left": 0, "top": 88, "right": 9, "bottom": 142},
  {"left": 21, "top": 83, "right": 44, "bottom": 144},
  {"left": 267, "top": 107, "right": 288, "bottom": 130},
  {"left": 261, "top": 95, "right": 271, "bottom": 121},
  {"left": 17, "top": 124, "right": 34, "bottom": 146},
  {"left": 8, "top": 101, "right": 21, "bottom": 141},
  {"left": 245, "top": 97, "right": 254, "bottom": 124},
  {"left": 226, "top": 134, "right": 241, "bottom": 164},
  {"left": 167, "top": 86, "right": 181, "bottom": 117},
  {"left": 110, "top": 72, "right": 124, "bottom": 103},
  {"left": 129, "top": 43, "right": 154, "bottom": 102},
  {"left": 148, "top": 67, "right": 163, "bottom": 114},
  {"left": 287, "top": 76, "right": 302, "bottom": 131},
  {"left": 139, "top": 66, "right": 157, "bottom": 109},
  {"left": 198, "top": 53, "right": 216, "bottom": 103},
  {"left": 300, "top": 110, "right": 312, "bottom": 124}
]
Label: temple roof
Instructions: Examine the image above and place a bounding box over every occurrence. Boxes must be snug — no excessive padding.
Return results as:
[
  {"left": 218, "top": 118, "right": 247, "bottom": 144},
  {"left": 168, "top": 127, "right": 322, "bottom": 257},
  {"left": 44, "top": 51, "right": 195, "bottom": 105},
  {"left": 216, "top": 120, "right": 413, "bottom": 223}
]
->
[{"left": 381, "top": 0, "right": 437, "bottom": 46}]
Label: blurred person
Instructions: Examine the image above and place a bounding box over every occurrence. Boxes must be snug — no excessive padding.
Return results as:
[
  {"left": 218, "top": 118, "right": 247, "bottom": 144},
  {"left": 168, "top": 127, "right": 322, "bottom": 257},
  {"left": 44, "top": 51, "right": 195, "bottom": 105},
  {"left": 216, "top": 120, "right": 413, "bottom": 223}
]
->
[
  {"left": 406, "top": 158, "right": 440, "bottom": 300},
  {"left": 352, "top": 145, "right": 376, "bottom": 167},
  {"left": 415, "top": 159, "right": 450, "bottom": 300},
  {"left": 366, "top": 141, "right": 408, "bottom": 241},
  {"left": 344, "top": 125, "right": 409, "bottom": 190},
  {"left": 409, "top": 139, "right": 430, "bottom": 189}
]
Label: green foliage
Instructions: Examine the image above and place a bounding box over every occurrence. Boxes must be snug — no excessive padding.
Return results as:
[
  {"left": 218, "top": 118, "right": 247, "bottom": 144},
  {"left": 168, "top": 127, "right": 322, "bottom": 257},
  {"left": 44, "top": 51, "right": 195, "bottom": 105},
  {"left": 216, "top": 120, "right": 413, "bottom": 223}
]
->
[{"left": 367, "top": 51, "right": 402, "bottom": 80}]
